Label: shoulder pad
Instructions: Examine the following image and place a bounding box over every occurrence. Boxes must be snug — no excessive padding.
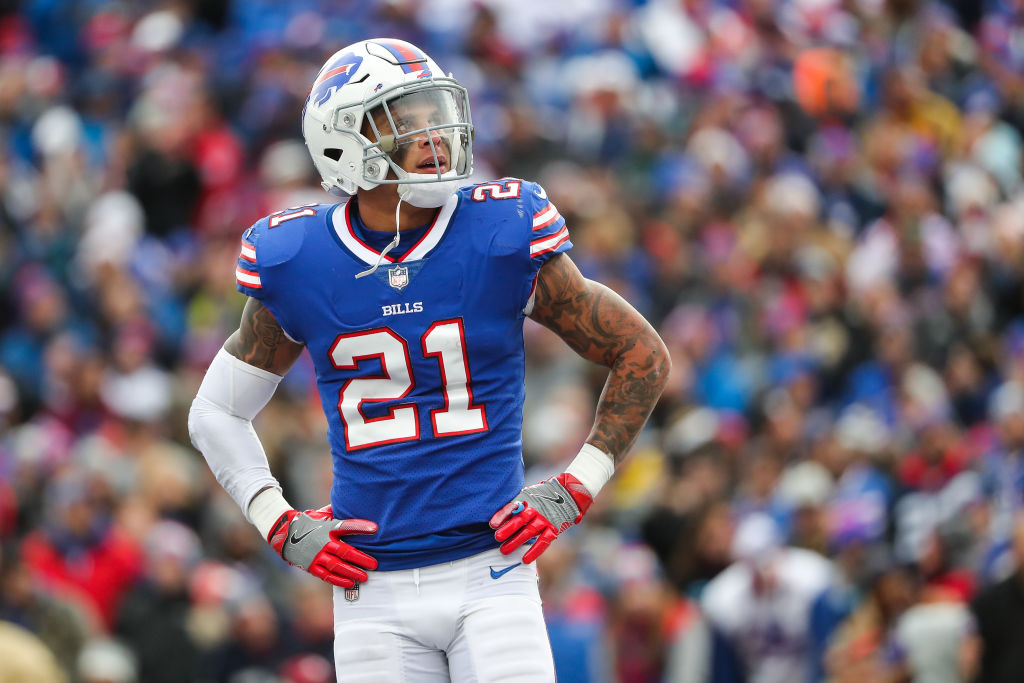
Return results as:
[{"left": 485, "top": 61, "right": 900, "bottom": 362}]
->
[
  {"left": 458, "top": 178, "right": 557, "bottom": 219},
  {"left": 460, "top": 177, "right": 530, "bottom": 204},
  {"left": 245, "top": 203, "right": 328, "bottom": 267},
  {"left": 518, "top": 179, "right": 555, "bottom": 218}
]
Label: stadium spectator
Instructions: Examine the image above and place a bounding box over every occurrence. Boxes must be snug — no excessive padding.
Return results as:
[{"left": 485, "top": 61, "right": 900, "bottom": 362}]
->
[
  {"left": 113, "top": 520, "right": 202, "bottom": 683},
  {"left": 700, "top": 513, "right": 835, "bottom": 682},
  {"left": 970, "top": 512, "right": 1024, "bottom": 683},
  {"left": 0, "top": 620, "right": 67, "bottom": 683},
  {"left": 0, "top": 540, "right": 88, "bottom": 674},
  {"left": 18, "top": 469, "right": 142, "bottom": 631}
]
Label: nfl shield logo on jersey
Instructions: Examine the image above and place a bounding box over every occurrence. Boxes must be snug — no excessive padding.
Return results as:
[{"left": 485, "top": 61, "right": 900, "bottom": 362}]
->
[
  {"left": 388, "top": 265, "right": 409, "bottom": 291},
  {"left": 345, "top": 584, "right": 360, "bottom": 602}
]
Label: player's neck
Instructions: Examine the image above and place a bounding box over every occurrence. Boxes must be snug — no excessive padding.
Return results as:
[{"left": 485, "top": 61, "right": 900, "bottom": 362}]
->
[{"left": 355, "top": 187, "right": 438, "bottom": 232}]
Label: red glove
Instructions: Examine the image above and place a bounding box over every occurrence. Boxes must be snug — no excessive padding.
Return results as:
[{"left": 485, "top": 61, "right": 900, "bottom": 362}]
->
[
  {"left": 489, "top": 473, "right": 593, "bottom": 564},
  {"left": 304, "top": 505, "right": 334, "bottom": 520},
  {"left": 267, "top": 506, "right": 378, "bottom": 588}
]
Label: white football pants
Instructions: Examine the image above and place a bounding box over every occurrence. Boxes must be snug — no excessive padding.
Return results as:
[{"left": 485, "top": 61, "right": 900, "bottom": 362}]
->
[{"left": 331, "top": 546, "right": 556, "bottom": 682}]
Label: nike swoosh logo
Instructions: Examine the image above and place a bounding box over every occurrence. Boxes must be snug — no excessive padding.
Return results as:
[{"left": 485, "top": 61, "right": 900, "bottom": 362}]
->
[
  {"left": 536, "top": 494, "right": 564, "bottom": 505},
  {"left": 535, "top": 186, "right": 547, "bottom": 200},
  {"left": 289, "top": 528, "right": 316, "bottom": 544},
  {"left": 489, "top": 563, "right": 520, "bottom": 579}
]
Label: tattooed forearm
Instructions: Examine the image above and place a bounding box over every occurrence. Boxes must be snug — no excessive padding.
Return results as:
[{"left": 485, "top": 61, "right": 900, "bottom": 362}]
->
[
  {"left": 587, "top": 344, "right": 670, "bottom": 463},
  {"left": 530, "top": 254, "right": 671, "bottom": 463},
  {"left": 224, "top": 298, "right": 305, "bottom": 375}
]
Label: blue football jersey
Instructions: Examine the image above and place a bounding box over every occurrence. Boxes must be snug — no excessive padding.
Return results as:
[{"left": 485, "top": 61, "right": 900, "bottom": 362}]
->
[{"left": 235, "top": 179, "right": 572, "bottom": 569}]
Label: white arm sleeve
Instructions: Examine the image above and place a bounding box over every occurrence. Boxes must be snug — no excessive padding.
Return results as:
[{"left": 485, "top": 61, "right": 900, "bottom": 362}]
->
[{"left": 188, "top": 347, "right": 293, "bottom": 524}]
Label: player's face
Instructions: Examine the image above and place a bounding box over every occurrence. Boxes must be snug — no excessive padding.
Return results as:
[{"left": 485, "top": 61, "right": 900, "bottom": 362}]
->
[{"left": 367, "top": 89, "right": 466, "bottom": 176}]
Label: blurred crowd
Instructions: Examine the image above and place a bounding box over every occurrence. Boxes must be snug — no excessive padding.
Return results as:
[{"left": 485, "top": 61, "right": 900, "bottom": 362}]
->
[{"left": 4, "top": 0, "right": 1024, "bottom": 681}]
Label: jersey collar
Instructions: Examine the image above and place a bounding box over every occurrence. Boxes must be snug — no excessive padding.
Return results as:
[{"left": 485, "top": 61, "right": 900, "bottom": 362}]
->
[{"left": 331, "top": 193, "right": 458, "bottom": 267}]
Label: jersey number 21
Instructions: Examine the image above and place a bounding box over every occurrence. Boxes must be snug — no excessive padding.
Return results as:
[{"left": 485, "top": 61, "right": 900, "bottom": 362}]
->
[{"left": 329, "top": 318, "right": 489, "bottom": 449}]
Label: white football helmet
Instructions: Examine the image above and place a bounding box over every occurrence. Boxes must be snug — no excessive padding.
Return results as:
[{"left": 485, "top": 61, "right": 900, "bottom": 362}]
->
[{"left": 301, "top": 38, "right": 473, "bottom": 206}]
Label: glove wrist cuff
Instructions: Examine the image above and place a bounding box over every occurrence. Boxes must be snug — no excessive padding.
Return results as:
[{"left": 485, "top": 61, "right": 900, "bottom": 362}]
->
[
  {"left": 555, "top": 473, "right": 594, "bottom": 522},
  {"left": 564, "top": 443, "right": 615, "bottom": 497},
  {"left": 248, "top": 488, "right": 293, "bottom": 540}
]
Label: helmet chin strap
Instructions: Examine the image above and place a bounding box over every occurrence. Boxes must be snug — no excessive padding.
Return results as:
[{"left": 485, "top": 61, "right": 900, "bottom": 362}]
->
[
  {"left": 354, "top": 198, "right": 403, "bottom": 279},
  {"left": 322, "top": 181, "right": 353, "bottom": 198}
]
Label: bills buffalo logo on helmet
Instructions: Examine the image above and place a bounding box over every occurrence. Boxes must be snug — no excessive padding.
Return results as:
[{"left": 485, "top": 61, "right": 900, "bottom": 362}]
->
[{"left": 307, "top": 53, "right": 364, "bottom": 110}]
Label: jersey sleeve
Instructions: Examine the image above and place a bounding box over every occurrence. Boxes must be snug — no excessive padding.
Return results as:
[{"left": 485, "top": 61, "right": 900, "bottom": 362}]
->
[
  {"left": 235, "top": 226, "right": 264, "bottom": 298},
  {"left": 517, "top": 180, "right": 572, "bottom": 315},
  {"left": 525, "top": 181, "right": 572, "bottom": 266},
  {"left": 232, "top": 209, "right": 311, "bottom": 344}
]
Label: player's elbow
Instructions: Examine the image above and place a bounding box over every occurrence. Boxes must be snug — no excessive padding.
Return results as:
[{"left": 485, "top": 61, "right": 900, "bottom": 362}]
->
[
  {"left": 188, "top": 394, "right": 223, "bottom": 452},
  {"left": 613, "top": 326, "right": 671, "bottom": 395},
  {"left": 647, "top": 333, "right": 672, "bottom": 394},
  {"left": 187, "top": 395, "right": 206, "bottom": 451}
]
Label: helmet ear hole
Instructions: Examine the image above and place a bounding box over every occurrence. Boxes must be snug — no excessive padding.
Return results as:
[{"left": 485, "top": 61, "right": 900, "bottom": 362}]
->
[{"left": 323, "top": 148, "right": 342, "bottom": 161}]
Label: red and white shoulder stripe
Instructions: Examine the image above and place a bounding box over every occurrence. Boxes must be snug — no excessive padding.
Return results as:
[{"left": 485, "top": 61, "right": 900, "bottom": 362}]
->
[
  {"left": 530, "top": 202, "right": 569, "bottom": 258},
  {"left": 236, "top": 240, "right": 262, "bottom": 289},
  {"left": 239, "top": 240, "right": 256, "bottom": 263},
  {"left": 532, "top": 202, "right": 561, "bottom": 232},
  {"left": 530, "top": 227, "right": 570, "bottom": 257},
  {"left": 236, "top": 266, "right": 261, "bottom": 289}
]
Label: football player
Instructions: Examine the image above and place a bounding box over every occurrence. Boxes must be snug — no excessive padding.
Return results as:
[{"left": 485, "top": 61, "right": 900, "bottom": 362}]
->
[{"left": 189, "top": 37, "right": 670, "bottom": 681}]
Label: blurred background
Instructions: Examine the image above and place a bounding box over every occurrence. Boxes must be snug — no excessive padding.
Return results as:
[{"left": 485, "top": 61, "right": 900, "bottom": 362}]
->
[{"left": 3, "top": 0, "right": 1024, "bottom": 681}]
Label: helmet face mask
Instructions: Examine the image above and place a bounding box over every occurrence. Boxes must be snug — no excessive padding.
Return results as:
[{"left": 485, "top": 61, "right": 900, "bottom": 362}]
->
[
  {"left": 358, "top": 81, "right": 472, "bottom": 185},
  {"left": 302, "top": 40, "right": 474, "bottom": 199}
]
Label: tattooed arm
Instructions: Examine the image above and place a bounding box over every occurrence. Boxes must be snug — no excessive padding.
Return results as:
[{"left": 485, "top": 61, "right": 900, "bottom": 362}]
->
[
  {"left": 528, "top": 253, "right": 671, "bottom": 464},
  {"left": 219, "top": 296, "right": 303, "bottom": 504},
  {"left": 224, "top": 298, "right": 305, "bottom": 374},
  {"left": 189, "top": 297, "right": 304, "bottom": 522},
  {"left": 489, "top": 253, "right": 670, "bottom": 561}
]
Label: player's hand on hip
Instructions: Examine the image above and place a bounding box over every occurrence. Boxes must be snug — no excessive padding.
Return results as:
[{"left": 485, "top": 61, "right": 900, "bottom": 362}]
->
[
  {"left": 303, "top": 504, "right": 334, "bottom": 520},
  {"left": 267, "top": 508, "right": 378, "bottom": 588},
  {"left": 489, "top": 473, "right": 593, "bottom": 564}
]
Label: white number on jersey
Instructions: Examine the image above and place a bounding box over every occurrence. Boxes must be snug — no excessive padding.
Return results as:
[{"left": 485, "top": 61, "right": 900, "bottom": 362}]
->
[
  {"left": 471, "top": 180, "right": 522, "bottom": 202},
  {"left": 422, "top": 320, "right": 487, "bottom": 437},
  {"left": 329, "top": 319, "right": 489, "bottom": 450}
]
